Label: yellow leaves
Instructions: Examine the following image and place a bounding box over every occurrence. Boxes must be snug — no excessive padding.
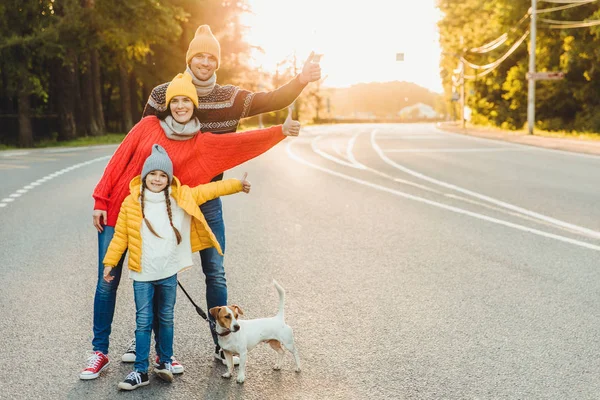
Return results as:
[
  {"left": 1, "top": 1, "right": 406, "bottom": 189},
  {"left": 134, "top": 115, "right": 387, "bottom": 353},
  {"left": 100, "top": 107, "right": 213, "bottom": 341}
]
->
[{"left": 584, "top": 71, "right": 591, "bottom": 81}]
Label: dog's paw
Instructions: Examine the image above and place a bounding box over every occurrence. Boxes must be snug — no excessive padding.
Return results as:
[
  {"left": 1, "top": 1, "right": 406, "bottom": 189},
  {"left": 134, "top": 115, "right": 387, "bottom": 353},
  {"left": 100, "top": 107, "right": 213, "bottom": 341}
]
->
[
  {"left": 221, "top": 372, "right": 232, "bottom": 379},
  {"left": 295, "top": 366, "right": 301, "bottom": 373},
  {"left": 273, "top": 364, "right": 281, "bottom": 371},
  {"left": 236, "top": 375, "right": 245, "bottom": 384}
]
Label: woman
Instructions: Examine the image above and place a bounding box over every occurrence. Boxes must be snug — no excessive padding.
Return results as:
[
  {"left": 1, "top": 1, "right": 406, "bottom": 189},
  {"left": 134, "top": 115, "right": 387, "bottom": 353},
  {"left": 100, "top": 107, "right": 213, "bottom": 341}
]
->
[{"left": 80, "top": 72, "right": 300, "bottom": 380}]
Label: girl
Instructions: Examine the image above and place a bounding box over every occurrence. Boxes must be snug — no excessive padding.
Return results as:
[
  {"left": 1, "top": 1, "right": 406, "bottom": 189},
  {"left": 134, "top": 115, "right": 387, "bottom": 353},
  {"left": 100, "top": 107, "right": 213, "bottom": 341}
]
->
[{"left": 102, "top": 144, "right": 251, "bottom": 391}]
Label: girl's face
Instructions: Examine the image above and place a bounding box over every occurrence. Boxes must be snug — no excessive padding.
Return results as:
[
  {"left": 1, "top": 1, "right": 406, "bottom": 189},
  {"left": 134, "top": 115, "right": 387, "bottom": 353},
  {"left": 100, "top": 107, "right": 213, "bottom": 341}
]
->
[
  {"left": 169, "top": 95, "right": 195, "bottom": 123},
  {"left": 145, "top": 170, "right": 169, "bottom": 193}
]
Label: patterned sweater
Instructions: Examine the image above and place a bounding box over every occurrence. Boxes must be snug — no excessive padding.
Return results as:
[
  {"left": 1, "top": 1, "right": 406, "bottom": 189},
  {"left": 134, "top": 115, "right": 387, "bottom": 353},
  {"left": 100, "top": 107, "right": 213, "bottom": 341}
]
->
[
  {"left": 93, "top": 116, "right": 284, "bottom": 227},
  {"left": 142, "top": 75, "right": 307, "bottom": 180}
]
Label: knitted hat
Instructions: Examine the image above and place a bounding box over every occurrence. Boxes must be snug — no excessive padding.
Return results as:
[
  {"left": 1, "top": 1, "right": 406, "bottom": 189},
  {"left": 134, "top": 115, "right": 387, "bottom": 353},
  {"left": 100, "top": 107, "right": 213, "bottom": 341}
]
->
[
  {"left": 142, "top": 144, "right": 173, "bottom": 183},
  {"left": 165, "top": 72, "right": 199, "bottom": 108},
  {"left": 186, "top": 25, "right": 221, "bottom": 68}
]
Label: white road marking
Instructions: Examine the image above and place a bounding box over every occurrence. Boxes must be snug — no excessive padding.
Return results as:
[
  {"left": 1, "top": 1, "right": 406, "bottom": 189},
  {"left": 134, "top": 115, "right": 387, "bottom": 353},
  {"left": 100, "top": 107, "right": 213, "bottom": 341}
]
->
[
  {"left": 286, "top": 140, "right": 600, "bottom": 252},
  {"left": 311, "top": 136, "right": 361, "bottom": 169},
  {"left": 386, "top": 147, "right": 525, "bottom": 153},
  {"left": 371, "top": 130, "right": 600, "bottom": 240},
  {"left": 434, "top": 125, "right": 600, "bottom": 160},
  {"left": 0, "top": 155, "right": 110, "bottom": 210}
]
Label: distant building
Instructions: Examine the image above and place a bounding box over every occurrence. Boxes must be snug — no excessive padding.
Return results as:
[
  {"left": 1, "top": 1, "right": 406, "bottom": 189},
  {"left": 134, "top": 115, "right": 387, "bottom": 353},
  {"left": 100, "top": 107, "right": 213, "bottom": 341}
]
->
[{"left": 398, "top": 103, "right": 439, "bottom": 120}]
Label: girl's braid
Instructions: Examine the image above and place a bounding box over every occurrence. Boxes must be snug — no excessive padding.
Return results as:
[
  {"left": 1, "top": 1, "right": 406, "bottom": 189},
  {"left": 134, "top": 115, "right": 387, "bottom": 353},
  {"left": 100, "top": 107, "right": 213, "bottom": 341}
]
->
[
  {"left": 141, "top": 180, "right": 162, "bottom": 239},
  {"left": 164, "top": 187, "right": 182, "bottom": 245}
]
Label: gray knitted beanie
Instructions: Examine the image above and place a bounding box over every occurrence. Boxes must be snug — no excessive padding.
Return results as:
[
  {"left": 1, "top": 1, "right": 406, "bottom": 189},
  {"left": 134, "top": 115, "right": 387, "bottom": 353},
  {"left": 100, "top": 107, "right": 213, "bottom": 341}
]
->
[{"left": 141, "top": 144, "right": 173, "bottom": 183}]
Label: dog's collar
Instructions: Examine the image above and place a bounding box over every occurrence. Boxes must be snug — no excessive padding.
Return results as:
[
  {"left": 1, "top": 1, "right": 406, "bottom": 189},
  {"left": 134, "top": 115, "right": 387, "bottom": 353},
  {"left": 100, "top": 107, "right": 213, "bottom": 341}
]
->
[{"left": 217, "top": 329, "right": 232, "bottom": 337}]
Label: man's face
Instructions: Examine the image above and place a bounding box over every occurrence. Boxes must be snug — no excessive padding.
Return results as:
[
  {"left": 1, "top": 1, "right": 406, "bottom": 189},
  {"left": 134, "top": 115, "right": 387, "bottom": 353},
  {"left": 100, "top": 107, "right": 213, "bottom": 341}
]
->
[{"left": 189, "top": 53, "right": 218, "bottom": 81}]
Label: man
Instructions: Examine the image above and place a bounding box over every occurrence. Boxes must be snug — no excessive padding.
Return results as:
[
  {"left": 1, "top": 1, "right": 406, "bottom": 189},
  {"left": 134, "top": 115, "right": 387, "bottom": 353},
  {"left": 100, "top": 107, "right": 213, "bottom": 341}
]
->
[{"left": 127, "top": 24, "right": 321, "bottom": 369}]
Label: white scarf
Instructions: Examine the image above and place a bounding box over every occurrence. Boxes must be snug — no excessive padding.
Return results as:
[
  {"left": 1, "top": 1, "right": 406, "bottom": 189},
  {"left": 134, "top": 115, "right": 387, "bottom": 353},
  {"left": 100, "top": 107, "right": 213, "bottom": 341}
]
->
[
  {"left": 186, "top": 65, "right": 217, "bottom": 97},
  {"left": 160, "top": 115, "right": 201, "bottom": 141}
]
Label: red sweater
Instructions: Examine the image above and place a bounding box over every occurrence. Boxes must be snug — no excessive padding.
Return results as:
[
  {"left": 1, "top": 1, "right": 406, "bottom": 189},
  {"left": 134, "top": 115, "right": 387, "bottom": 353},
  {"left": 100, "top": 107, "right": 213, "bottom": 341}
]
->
[{"left": 93, "top": 116, "right": 285, "bottom": 227}]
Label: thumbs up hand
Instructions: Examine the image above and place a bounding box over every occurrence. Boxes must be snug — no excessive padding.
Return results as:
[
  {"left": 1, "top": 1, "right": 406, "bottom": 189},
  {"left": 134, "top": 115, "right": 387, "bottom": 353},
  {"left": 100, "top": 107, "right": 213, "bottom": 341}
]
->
[
  {"left": 239, "top": 172, "right": 251, "bottom": 194},
  {"left": 282, "top": 107, "right": 301, "bottom": 137},
  {"left": 299, "top": 50, "right": 322, "bottom": 84}
]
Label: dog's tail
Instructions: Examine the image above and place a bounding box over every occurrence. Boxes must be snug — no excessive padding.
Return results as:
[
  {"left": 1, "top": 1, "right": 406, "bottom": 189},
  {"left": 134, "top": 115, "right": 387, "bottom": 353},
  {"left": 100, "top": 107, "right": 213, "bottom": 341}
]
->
[{"left": 273, "top": 279, "right": 286, "bottom": 320}]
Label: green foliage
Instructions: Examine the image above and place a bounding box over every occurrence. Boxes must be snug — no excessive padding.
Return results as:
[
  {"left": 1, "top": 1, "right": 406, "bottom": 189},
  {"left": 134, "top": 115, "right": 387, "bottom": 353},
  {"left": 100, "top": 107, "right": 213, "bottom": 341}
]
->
[{"left": 438, "top": 0, "right": 600, "bottom": 132}]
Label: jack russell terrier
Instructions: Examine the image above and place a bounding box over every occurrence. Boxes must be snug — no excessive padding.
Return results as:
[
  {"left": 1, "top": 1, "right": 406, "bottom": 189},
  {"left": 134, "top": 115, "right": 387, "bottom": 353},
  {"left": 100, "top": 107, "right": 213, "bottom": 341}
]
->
[{"left": 209, "top": 279, "right": 301, "bottom": 383}]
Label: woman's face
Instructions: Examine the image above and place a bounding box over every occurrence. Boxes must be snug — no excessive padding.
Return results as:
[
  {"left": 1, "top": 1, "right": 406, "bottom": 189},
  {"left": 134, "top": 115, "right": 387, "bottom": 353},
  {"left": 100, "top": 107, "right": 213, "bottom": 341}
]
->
[
  {"left": 169, "top": 95, "right": 195, "bottom": 123},
  {"left": 145, "top": 170, "right": 169, "bottom": 193}
]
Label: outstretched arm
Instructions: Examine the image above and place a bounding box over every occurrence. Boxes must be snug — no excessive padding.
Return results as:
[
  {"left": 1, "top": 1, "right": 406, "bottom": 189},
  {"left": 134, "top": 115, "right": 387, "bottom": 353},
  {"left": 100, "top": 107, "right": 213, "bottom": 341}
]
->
[
  {"left": 191, "top": 178, "right": 244, "bottom": 205},
  {"left": 246, "top": 51, "right": 322, "bottom": 117},
  {"left": 197, "top": 109, "right": 300, "bottom": 179}
]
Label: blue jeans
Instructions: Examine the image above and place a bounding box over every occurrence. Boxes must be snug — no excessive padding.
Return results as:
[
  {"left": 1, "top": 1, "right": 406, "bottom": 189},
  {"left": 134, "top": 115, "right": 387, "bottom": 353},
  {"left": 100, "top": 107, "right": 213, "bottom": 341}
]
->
[
  {"left": 153, "top": 198, "right": 227, "bottom": 348},
  {"left": 92, "top": 226, "right": 126, "bottom": 354},
  {"left": 200, "top": 197, "right": 227, "bottom": 345},
  {"left": 134, "top": 274, "right": 177, "bottom": 372}
]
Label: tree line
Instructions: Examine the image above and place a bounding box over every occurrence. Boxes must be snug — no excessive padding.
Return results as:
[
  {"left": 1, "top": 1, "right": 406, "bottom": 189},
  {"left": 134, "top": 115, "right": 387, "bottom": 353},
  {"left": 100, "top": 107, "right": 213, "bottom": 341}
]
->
[
  {"left": 0, "top": 0, "right": 284, "bottom": 147},
  {"left": 438, "top": 0, "right": 600, "bottom": 132}
]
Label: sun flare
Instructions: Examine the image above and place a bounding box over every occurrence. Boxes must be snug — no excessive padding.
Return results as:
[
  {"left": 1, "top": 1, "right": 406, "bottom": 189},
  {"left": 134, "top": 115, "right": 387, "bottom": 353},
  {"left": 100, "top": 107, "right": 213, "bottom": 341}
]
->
[{"left": 241, "top": 0, "right": 443, "bottom": 92}]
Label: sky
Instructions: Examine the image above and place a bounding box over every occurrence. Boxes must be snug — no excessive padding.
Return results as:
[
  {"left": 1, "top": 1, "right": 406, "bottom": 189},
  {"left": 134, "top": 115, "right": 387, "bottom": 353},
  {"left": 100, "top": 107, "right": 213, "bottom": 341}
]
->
[{"left": 241, "top": 0, "right": 444, "bottom": 93}]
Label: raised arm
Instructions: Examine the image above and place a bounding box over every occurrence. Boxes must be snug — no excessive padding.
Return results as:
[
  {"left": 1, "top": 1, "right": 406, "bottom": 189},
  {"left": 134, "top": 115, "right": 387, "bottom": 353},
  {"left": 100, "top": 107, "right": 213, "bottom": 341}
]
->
[{"left": 246, "top": 52, "right": 322, "bottom": 117}]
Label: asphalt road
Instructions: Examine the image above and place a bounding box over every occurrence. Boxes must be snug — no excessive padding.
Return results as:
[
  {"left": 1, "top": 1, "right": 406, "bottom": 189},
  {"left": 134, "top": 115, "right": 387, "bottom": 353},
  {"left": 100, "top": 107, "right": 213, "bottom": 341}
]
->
[{"left": 1, "top": 123, "right": 599, "bottom": 399}]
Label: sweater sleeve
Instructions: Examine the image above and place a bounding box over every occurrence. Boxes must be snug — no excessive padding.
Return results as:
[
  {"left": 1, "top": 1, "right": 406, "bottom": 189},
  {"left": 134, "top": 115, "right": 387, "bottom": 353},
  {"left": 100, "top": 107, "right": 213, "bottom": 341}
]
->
[
  {"left": 191, "top": 179, "right": 243, "bottom": 205},
  {"left": 92, "top": 120, "right": 145, "bottom": 210},
  {"left": 102, "top": 201, "right": 129, "bottom": 267},
  {"left": 246, "top": 75, "right": 307, "bottom": 117},
  {"left": 142, "top": 83, "right": 169, "bottom": 118},
  {"left": 195, "top": 125, "right": 286, "bottom": 179}
]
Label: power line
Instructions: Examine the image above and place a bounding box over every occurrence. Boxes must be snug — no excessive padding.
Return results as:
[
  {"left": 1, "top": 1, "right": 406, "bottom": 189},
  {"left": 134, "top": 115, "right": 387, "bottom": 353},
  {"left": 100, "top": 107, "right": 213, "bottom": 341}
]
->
[
  {"left": 536, "top": 0, "right": 596, "bottom": 14},
  {"left": 544, "top": 19, "right": 600, "bottom": 28},
  {"left": 463, "top": 31, "right": 530, "bottom": 79},
  {"left": 538, "top": 0, "right": 596, "bottom": 3},
  {"left": 468, "top": 13, "right": 530, "bottom": 54}
]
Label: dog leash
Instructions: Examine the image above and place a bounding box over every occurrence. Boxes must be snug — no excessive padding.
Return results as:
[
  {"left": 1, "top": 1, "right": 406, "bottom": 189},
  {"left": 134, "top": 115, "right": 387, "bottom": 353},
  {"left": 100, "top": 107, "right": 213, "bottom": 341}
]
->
[{"left": 177, "top": 280, "right": 212, "bottom": 326}]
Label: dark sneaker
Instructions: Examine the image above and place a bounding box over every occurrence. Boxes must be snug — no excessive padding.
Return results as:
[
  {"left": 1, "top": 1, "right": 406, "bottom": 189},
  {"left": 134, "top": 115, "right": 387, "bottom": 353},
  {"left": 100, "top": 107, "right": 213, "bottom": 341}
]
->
[
  {"left": 118, "top": 370, "right": 149, "bottom": 391},
  {"left": 79, "top": 351, "right": 110, "bottom": 380},
  {"left": 154, "top": 356, "right": 184, "bottom": 374},
  {"left": 155, "top": 362, "right": 174, "bottom": 382},
  {"left": 121, "top": 338, "right": 136, "bottom": 363},
  {"left": 214, "top": 345, "right": 240, "bottom": 365}
]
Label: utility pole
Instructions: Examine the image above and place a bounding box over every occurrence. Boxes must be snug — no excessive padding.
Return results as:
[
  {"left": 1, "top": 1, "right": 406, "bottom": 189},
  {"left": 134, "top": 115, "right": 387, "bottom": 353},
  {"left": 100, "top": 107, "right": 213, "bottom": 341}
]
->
[
  {"left": 527, "top": 0, "right": 537, "bottom": 135},
  {"left": 460, "top": 58, "right": 465, "bottom": 129},
  {"left": 459, "top": 36, "right": 466, "bottom": 129}
]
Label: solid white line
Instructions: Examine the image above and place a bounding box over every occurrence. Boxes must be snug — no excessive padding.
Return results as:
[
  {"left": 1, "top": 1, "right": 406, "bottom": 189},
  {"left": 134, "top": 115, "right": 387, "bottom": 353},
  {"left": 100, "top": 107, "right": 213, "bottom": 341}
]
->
[
  {"left": 286, "top": 140, "right": 600, "bottom": 252},
  {"left": 386, "top": 147, "right": 525, "bottom": 153},
  {"left": 311, "top": 135, "right": 363, "bottom": 169},
  {"left": 434, "top": 125, "right": 600, "bottom": 161},
  {"left": 371, "top": 130, "right": 600, "bottom": 240}
]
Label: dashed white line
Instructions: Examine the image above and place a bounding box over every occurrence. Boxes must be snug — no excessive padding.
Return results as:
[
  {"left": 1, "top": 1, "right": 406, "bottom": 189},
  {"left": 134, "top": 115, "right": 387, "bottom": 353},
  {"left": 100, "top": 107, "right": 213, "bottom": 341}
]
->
[{"left": 0, "top": 155, "right": 110, "bottom": 210}]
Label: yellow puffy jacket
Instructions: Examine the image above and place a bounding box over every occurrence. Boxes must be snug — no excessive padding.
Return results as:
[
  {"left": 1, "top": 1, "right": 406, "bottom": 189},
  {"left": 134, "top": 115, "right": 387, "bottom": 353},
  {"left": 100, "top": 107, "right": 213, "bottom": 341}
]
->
[{"left": 103, "top": 175, "right": 242, "bottom": 272}]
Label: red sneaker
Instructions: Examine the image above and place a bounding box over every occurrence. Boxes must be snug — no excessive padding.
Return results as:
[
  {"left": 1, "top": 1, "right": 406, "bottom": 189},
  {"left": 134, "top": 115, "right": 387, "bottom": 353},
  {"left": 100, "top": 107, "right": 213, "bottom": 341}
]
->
[
  {"left": 154, "top": 356, "right": 184, "bottom": 374},
  {"left": 80, "top": 351, "right": 110, "bottom": 380}
]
